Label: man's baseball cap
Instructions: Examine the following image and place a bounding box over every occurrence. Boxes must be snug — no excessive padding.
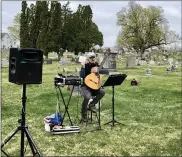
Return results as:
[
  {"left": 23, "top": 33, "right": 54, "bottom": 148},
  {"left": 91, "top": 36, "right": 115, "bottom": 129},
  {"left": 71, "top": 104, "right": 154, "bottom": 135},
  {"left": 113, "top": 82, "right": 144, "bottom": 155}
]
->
[{"left": 87, "top": 52, "right": 96, "bottom": 58}]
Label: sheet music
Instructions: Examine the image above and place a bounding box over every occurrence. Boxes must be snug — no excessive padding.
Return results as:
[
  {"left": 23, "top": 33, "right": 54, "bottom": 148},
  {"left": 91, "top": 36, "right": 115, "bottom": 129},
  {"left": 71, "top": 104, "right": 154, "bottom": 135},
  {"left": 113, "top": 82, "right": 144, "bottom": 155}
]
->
[{"left": 108, "top": 72, "right": 120, "bottom": 75}]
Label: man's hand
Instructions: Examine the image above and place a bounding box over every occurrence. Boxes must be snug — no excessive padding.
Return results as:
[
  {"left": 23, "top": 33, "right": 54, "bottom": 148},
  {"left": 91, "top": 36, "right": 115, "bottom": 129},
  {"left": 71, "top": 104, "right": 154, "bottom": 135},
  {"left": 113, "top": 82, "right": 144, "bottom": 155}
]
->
[{"left": 91, "top": 67, "right": 98, "bottom": 73}]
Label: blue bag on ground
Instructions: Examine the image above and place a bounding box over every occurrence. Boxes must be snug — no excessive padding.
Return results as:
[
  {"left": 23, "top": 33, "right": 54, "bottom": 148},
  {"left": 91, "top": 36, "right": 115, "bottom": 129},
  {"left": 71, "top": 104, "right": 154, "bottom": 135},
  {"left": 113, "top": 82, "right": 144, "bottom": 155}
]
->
[{"left": 45, "top": 112, "right": 63, "bottom": 125}]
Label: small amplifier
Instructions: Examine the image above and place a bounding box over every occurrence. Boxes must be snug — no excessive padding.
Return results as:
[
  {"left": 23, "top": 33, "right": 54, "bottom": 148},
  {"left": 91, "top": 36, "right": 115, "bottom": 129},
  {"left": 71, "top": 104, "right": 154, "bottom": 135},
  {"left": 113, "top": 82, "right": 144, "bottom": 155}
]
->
[{"left": 54, "top": 74, "right": 83, "bottom": 86}]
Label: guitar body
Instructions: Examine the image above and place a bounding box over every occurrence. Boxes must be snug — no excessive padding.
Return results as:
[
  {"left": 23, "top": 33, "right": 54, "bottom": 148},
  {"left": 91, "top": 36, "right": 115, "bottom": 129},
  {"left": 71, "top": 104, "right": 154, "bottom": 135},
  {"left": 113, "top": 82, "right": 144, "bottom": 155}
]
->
[{"left": 85, "top": 73, "right": 104, "bottom": 90}]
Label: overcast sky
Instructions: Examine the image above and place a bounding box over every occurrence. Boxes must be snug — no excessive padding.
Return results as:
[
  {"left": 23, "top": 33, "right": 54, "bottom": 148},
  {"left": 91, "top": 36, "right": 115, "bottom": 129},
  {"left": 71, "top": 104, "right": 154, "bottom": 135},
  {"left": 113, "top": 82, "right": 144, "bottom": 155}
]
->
[{"left": 2, "top": 1, "right": 181, "bottom": 47}]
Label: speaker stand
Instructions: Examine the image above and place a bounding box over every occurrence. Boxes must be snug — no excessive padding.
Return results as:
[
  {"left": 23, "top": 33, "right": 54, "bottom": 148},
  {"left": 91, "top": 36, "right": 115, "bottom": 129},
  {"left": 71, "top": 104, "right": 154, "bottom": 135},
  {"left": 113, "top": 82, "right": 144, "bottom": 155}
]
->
[{"left": 1, "top": 84, "right": 42, "bottom": 157}]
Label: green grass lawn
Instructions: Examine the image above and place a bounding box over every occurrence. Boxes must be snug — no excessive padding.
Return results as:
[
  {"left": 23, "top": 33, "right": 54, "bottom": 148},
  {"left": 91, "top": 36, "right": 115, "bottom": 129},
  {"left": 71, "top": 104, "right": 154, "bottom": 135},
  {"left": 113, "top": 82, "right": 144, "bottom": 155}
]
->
[{"left": 1, "top": 61, "right": 181, "bottom": 156}]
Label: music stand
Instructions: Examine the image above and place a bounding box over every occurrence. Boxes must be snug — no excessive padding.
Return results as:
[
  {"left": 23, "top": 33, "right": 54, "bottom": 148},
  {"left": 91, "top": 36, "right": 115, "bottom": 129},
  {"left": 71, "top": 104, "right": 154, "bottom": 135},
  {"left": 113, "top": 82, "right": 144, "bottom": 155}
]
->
[{"left": 103, "top": 73, "right": 127, "bottom": 127}]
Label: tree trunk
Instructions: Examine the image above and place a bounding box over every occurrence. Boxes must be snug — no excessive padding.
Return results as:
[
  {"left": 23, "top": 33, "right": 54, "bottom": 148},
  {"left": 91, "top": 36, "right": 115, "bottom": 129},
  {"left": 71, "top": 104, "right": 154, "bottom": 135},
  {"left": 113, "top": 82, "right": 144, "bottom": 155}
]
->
[
  {"left": 45, "top": 55, "right": 48, "bottom": 60},
  {"left": 140, "top": 47, "right": 145, "bottom": 58}
]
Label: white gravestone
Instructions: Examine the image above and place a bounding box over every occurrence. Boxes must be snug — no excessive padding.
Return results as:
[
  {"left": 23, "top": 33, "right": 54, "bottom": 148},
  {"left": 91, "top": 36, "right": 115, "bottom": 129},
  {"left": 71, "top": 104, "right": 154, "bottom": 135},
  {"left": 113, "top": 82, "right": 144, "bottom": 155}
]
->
[
  {"left": 138, "top": 60, "right": 147, "bottom": 66},
  {"left": 1, "top": 59, "right": 9, "bottom": 68},
  {"left": 78, "top": 56, "right": 87, "bottom": 63},
  {"left": 149, "top": 60, "right": 156, "bottom": 66},
  {"left": 126, "top": 55, "right": 136, "bottom": 68}
]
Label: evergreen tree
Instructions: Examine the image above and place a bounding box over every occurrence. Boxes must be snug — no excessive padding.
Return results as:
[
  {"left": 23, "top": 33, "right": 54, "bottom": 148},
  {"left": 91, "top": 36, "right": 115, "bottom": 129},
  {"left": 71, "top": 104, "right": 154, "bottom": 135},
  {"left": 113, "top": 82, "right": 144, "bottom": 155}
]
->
[
  {"left": 61, "top": 1, "right": 73, "bottom": 52},
  {"left": 37, "top": 1, "right": 52, "bottom": 59},
  {"left": 20, "top": 1, "right": 29, "bottom": 48},
  {"left": 50, "top": 1, "right": 62, "bottom": 60},
  {"left": 82, "top": 5, "right": 93, "bottom": 51},
  {"left": 90, "top": 22, "right": 103, "bottom": 47},
  {"left": 29, "top": 2, "right": 42, "bottom": 48},
  {"left": 70, "top": 4, "right": 103, "bottom": 54}
]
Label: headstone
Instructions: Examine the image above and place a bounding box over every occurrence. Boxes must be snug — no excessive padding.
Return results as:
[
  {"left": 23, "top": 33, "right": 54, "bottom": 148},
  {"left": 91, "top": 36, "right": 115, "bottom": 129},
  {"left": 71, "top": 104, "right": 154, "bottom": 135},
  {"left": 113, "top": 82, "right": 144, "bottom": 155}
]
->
[
  {"left": 60, "top": 57, "right": 71, "bottom": 65},
  {"left": 168, "top": 58, "right": 173, "bottom": 65},
  {"left": 126, "top": 55, "right": 136, "bottom": 68},
  {"left": 146, "top": 68, "right": 152, "bottom": 76},
  {"left": 78, "top": 52, "right": 82, "bottom": 56},
  {"left": 78, "top": 56, "right": 87, "bottom": 63},
  {"left": 138, "top": 60, "right": 147, "bottom": 66},
  {"left": 149, "top": 60, "right": 156, "bottom": 66},
  {"left": 1, "top": 58, "right": 9, "bottom": 68},
  {"left": 67, "top": 85, "right": 80, "bottom": 96},
  {"left": 75, "top": 67, "right": 81, "bottom": 72},
  {"left": 153, "top": 55, "right": 157, "bottom": 61},
  {"left": 166, "top": 64, "right": 178, "bottom": 72},
  {"left": 45, "top": 59, "right": 52, "bottom": 64},
  {"left": 97, "top": 53, "right": 104, "bottom": 65},
  {"left": 136, "top": 59, "right": 139, "bottom": 65},
  {"left": 103, "top": 51, "right": 117, "bottom": 71}
]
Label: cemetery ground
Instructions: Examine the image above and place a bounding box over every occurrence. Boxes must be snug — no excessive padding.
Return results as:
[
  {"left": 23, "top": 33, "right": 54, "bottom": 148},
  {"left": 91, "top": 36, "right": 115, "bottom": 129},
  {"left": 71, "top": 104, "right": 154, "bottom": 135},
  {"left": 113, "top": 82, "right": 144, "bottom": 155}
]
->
[{"left": 1, "top": 61, "right": 181, "bottom": 156}]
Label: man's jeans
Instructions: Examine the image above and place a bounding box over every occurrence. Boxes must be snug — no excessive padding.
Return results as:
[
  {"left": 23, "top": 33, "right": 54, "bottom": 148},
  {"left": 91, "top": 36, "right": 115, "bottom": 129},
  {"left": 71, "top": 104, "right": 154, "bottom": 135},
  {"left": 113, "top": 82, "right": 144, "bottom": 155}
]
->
[{"left": 81, "top": 86, "right": 105, "bottom": 118}]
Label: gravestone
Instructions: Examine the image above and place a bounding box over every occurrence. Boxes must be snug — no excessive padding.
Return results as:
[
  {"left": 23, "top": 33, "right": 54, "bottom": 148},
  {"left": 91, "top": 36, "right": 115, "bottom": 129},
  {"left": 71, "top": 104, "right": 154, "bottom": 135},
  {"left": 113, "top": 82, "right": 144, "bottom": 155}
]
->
[
  {"left": 138, "top": 60, "right": 147, "bottom": 66},
  {"left": 153, "top": 55, "right": 157, "bottom": 61},
  {"left": 149, "top": 60, "right": 155, "bottom": 66},
  {"left": 60, "top": 57, "right": 71, "bottom": 65},
  {"left": 78, "top": 56, "right": 87, "bottom": 63},
  {"left": 168, "top": 58, "right": 173, "bottom": 65},
  {"left": 136, "top": 59, "right": 139, "bottom": 65},
  {"left": 126, "top": 55, "right": 136, "bottom": 68},
  {"left": 67, "top": 85, "right": 80, "bottom": 96},
  {"left": 45, "top": 59, "right": 52, "bottom": 64},
  {"left": 1, "top": 58, "right": 9, "bottom": 68},
  {"left": 104, "top": 51, "right": 117, "bottom": 71},
  {"left": 97, "top": 53, "right": 104, "bottom": 65},
  {"left": 146, "top": 68, "right": 152, "bottom": 76},
  {"left": 75, "top": 67, "right": 81, "bottom": 72}
]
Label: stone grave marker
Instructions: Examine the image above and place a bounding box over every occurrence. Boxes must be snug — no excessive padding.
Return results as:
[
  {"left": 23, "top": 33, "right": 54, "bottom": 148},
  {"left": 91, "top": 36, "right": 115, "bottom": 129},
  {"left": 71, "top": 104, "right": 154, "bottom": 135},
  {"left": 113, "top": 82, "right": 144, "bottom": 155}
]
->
[
  {"left": 78, "top": 56, "right": 87, "bottom": 63},
  {"left": 60, "top": 56, "right": 71, "bottom": 65},
  {"left": 103, "top": 51, "right": 117, "bottom": 71},
  {"left": 138, "top": 60, "right": 147, "bottom": 66},
  {"left": 1, "top": 58, "right": 9, "bottom": 68},
  {"left": 67, "top": 85, "right": 80, "bottom": 96},
  {"left": 168, "top": 58, "right": 173, "bottom": 65},
  {"left": 75, "top": 67, "right": 81, "bottom": 72},
  {"left": 149, "top": 60, "right": 156, "bottom": 66},
  {"left": 146, "top": 68, "right": 152, "bottom": 76},
  {"left": 126, "top": 55, "right": 136, "bottom": 68}
]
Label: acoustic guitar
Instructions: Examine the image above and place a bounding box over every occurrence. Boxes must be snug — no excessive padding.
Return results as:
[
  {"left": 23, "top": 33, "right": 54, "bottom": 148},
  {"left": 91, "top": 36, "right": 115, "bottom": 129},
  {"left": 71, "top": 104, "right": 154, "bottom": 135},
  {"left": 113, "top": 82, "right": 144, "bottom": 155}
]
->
[{"left": 84, "top": 49, "right": 110, "bottom": 90}]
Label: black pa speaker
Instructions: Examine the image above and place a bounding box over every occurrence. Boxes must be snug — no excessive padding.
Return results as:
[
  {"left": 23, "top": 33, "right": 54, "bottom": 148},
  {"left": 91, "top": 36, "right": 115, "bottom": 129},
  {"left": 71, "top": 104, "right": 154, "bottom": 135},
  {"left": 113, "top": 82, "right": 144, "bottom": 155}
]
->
[{"left": 9, "top": 48, "right": 43, "bottom": 84}]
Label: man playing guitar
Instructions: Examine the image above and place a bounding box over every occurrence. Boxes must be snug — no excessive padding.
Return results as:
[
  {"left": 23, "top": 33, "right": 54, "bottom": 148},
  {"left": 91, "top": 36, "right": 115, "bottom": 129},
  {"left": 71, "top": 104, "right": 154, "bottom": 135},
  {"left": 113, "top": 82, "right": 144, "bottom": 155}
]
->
[{"left": 80, "top": 52, "right": 105, "bottom": 122}]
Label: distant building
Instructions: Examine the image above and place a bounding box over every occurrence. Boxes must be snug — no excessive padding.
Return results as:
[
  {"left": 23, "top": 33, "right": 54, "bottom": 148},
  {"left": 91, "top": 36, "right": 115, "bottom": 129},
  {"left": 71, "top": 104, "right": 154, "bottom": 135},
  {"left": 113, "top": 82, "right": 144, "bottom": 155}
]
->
[{"left": 1, "top": 33, "right": 19, "bottom": 52}]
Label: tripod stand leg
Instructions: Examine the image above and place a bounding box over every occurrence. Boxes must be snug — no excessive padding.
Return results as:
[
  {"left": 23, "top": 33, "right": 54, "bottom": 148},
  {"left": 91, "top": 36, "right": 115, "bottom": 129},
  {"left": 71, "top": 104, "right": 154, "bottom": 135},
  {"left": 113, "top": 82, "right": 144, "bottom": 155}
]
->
[
  {"left": 21, "top": 127, "right": 25, "bottom": 157},
  {"left": 24, "top": 128, "right": 42, "bottom": 157},
  {"left": 1, "top": 127, "right": 20, "bottom": 149},
  {"left": 105, "top": 119, "right": 123, "bottom": 126},
  {"left": 1, "top": 148, "right": 9, "bottom": 157},
  {"left": 1, "top": 127, "right": 20, "bottom": 157}
]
